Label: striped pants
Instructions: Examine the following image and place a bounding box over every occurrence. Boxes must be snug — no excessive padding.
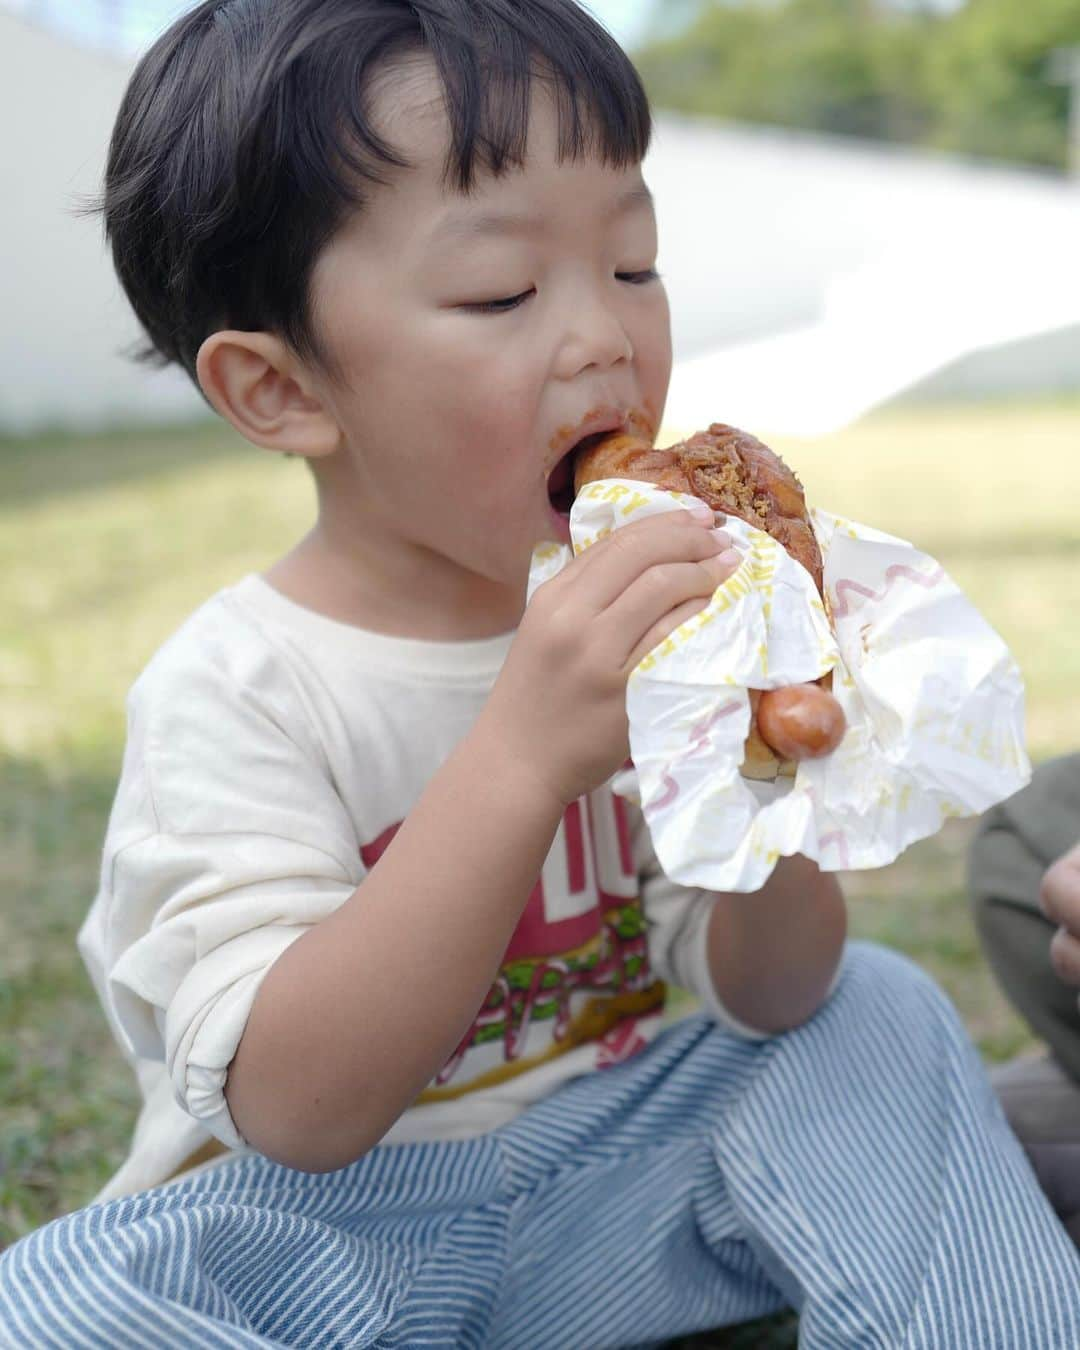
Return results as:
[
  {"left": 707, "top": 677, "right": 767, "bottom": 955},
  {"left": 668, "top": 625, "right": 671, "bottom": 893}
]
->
[{"left": 3, "top": 942, "right": 1080, "bottom": 1349}]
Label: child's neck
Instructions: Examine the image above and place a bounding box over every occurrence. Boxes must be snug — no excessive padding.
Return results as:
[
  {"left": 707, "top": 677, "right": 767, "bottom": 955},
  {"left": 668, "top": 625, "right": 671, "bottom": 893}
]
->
[{"left": 263, "top": 525, "right": 526, "bottom": 642}]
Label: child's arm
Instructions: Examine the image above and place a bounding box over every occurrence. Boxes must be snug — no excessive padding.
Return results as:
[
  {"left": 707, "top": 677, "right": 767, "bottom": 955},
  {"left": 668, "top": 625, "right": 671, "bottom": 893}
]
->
[
  {"left": 704, "top": 856, "right": 847, "bottom": 1035},
  {"left": 225, "top": 510, "right": 736, "bottom": 1172}
]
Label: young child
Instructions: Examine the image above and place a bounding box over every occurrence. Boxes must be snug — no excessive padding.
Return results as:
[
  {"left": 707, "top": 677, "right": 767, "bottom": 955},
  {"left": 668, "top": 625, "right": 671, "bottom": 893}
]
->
[{"left": 2, "top": 2, "right": 1078, "bottom": 1345}]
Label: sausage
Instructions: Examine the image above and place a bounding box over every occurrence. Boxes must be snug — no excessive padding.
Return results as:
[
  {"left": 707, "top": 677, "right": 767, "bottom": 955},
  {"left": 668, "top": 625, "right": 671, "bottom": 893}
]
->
[{"left": 756, "top": 683, "right": 846, "bottom": 761}]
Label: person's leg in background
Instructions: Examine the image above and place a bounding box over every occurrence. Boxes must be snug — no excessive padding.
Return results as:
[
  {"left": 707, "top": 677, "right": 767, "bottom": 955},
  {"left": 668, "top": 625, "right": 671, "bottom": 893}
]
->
[{"left": 969, "top": 752, "right": 1080, "bottom": 1237}]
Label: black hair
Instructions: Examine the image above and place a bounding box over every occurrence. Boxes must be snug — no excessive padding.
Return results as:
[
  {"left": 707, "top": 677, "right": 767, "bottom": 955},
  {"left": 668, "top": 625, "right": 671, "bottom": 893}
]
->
[{"left": 92, "top": 0, "right": 652, "bottom": 386}]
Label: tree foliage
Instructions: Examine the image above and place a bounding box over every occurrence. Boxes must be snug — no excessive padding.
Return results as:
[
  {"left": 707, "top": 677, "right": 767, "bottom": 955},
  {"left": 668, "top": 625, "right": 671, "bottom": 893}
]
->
[{"left": 634, "top": 0, "right": 1080, "bottom": 170}]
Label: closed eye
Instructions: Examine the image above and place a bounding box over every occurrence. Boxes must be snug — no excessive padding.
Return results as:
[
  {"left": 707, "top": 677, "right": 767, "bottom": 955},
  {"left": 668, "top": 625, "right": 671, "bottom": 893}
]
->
[
  {"left": 461, "top": 268, "right": 660, "bottom": 316},
  {"left": 462, "top": 289, "right": 536, "bottom": 315}
]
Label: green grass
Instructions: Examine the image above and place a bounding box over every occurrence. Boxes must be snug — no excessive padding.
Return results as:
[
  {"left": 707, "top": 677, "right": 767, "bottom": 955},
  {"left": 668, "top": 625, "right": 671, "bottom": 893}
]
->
[{"left": 2, "top": 400, "right": 1078, "bottom": 1347}]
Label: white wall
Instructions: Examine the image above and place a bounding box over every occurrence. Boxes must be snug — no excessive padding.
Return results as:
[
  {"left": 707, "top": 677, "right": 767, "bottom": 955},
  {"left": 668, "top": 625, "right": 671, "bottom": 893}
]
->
[
  {"left": 1, "top": 12, "right": 203, "bottom": 434},
  {"left": 650, "top": 113, "right": 1080, "bottom": 364},
  {"left": 651, "top": 115, "right": 1080, "bottom": 433}
]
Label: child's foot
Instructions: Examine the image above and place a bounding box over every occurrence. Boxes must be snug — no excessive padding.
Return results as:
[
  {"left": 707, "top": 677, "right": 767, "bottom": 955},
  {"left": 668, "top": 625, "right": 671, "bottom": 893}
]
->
[{"left": 990, "top": 1051, "right": 1080, "bottom": 1240}]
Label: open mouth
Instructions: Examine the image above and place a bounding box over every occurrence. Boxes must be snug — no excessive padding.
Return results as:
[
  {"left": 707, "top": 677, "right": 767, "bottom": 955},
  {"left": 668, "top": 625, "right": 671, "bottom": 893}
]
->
[{"left": 546, "top": 432, "right": 610, "bottom": 515}]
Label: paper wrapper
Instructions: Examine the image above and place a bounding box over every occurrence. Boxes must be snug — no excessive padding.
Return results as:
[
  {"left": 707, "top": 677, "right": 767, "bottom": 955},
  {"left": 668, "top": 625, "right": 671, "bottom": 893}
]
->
[{"left": 528, "top": 478, "right": 1031, "bottom": 892}]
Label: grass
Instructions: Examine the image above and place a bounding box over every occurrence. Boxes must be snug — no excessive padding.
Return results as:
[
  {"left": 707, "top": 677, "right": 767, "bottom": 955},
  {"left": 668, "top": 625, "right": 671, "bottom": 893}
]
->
[{"left": 2, "top": 398, "right": 1078, "bottom": 1345}]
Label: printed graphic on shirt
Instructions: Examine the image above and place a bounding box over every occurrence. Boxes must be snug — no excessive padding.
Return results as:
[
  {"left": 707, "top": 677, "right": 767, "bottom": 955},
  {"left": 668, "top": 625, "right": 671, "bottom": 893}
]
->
[{"left": 360, "top": 789, "right": 666, "bottom": 1102}]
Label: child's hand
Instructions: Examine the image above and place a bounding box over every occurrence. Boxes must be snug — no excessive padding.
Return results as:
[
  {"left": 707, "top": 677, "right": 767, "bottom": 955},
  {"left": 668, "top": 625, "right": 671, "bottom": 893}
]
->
[
  {"left": 482, "top": 509, "right": 739, "bottom": 807},
  {"left": 1043, "top": 842, "right": 1080, "bottom": 987}
]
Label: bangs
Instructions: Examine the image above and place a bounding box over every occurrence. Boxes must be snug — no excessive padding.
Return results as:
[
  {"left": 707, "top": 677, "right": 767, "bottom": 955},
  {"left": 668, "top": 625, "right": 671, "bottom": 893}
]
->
[
  {"left": 426, "top": 2, "right": 653, "bottom": 191},
  {"left": 250, "top": 0, "right": 652, "bottom": 205}
]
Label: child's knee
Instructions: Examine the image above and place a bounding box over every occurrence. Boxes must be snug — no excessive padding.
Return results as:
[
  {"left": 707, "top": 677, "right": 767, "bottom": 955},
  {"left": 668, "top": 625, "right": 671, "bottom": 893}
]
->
[
  {"left": 793, "top": 941, "right": 994, "bottom": 1106},
  {"left": 828, "top": 939, "right": 960, "bottom": 1037}
]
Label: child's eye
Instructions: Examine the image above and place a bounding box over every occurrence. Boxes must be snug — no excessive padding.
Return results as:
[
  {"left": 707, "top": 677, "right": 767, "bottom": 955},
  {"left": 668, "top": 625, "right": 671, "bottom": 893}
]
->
[
  {"left": 462, "top": 289, "right": 535, "bottom": 315},
  {"left": 616, "top": 268, "right": 661, "bottom": 285}
]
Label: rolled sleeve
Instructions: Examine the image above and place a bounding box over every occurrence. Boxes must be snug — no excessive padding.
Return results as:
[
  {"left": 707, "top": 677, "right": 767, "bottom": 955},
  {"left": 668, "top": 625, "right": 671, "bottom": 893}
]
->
[
  {"left": 105, "top": 835, "right": 359, "bottom": 1148},
  {"left": 78, "top": 597, "right": 378, "bottom": 1162},
  {"left": 169, "top": 926, "right": 310, "bottom": 1146}
]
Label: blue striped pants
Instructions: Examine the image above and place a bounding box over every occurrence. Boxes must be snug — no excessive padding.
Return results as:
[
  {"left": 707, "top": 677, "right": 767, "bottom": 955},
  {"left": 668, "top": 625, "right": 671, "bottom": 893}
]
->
[{"left": 3, "top": 942, "right": 1080, "bottom": 1348}]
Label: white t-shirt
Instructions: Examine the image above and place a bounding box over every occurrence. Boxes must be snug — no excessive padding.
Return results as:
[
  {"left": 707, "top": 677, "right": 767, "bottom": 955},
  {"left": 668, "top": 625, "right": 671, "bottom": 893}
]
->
[{"left": 80, "top": 575, "right": 766, "bottom": 1201}]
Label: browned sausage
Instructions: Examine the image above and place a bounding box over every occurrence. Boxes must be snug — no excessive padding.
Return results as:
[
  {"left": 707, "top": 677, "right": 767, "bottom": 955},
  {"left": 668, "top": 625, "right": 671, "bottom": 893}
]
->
[{"left": 757, "top": 683, "right": 847, "bottom": 761}]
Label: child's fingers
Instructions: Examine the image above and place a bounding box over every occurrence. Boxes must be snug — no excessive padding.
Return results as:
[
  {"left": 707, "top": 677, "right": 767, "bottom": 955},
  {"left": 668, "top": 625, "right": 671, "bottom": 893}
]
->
[
  {"left": 563, "top": 512, "right": 731, "bottom": 616},
  {"left": 605, "top": 549, "right": 740, "bottom": 670}
]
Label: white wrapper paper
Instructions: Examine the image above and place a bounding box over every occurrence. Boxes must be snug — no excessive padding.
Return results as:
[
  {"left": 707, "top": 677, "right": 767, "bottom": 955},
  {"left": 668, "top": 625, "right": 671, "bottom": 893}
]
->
[{"left": 528, "top": 478, "right": 1031, "bottom": 892}]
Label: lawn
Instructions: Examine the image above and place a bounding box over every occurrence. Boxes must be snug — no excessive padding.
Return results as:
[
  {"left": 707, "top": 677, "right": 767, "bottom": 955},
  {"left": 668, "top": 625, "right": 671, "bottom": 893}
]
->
[{"left": 2, "top": 399, "right": 1079, "bottom": 1343}]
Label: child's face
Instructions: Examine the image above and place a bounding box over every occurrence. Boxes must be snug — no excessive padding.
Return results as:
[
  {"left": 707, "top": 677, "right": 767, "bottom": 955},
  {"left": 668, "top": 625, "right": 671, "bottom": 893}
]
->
[{"left": 307, "top": 58, "right": 672, "bottom": 595}]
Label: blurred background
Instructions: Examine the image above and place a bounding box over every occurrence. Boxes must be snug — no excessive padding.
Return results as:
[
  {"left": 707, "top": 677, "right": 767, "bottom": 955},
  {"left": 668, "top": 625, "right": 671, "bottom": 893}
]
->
[{"left": 2, "top": 1, "right": 1079, "bottom": 1319}]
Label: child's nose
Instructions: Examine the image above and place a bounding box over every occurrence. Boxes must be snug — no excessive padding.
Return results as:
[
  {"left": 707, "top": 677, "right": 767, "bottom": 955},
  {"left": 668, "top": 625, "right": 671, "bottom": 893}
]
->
[{"left": 557, "top": 296, "right": 634, "bottom": 377}]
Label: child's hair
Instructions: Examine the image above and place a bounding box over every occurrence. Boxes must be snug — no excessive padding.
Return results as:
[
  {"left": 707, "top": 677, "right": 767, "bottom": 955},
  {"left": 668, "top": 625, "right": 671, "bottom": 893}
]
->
[{"left": 96, "top": 0, "right": 652, "bottom": 387}]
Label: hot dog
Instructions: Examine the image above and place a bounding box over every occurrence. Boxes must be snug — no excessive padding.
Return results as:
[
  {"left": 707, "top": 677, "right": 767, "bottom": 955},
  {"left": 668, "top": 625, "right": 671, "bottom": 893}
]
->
[{"left": 573, "top": 423, "right": 846, "bottom": 781}]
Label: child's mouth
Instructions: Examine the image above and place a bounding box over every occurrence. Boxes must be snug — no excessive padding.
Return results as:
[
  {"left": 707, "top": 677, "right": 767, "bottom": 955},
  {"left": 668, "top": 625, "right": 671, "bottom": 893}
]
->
[{"left": 546, "top": 433, "right": 608, "bottom": 516}]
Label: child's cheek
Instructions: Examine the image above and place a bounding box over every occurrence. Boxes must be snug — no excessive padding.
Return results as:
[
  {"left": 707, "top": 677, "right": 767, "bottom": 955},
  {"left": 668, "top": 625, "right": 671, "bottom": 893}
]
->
[
  {"left": 460, "top": 363, "right": 537, "bottom": 446},
  {"left": 644, "top": 300, "right": 674, "bottom": 399}
]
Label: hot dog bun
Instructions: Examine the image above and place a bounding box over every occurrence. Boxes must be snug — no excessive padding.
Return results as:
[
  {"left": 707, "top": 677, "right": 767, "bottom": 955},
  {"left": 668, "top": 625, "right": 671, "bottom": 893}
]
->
[
  {"left": 574, "top": 423, "right": 845, "bottom": 778},
  {"left": 574, "top": 422, "right": 823, "bottom": 595}
]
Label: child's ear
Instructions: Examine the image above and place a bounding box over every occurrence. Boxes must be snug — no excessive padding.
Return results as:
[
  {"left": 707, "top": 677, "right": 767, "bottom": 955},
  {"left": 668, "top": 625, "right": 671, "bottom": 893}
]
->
[{"left": 196, "top": 331, "right": 342, "bottom": 459}]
